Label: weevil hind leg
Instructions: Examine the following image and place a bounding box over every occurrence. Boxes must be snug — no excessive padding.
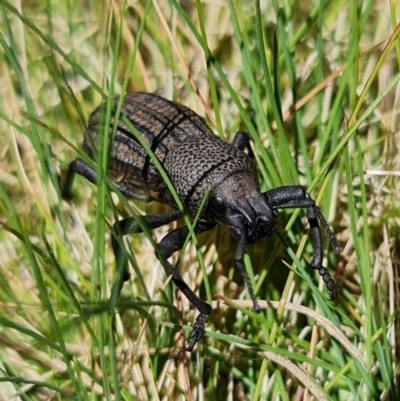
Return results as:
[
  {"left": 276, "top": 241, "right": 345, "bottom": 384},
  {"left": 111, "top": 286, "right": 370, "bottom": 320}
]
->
[
  {"left": 61, "top": 158, "right": 149, "bottom": 201},
  {"left": 60, "top": 158, "right": 88, "bottom": 200}
]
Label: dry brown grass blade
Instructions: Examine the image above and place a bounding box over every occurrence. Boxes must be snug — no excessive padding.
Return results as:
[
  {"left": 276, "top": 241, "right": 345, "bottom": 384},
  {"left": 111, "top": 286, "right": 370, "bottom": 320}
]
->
[
  {"left": 234, "top": 342, "right": 329, "bottom": 401},
  {"left": 215, "top": 298, "right": 367, "bottom": 371},
  {"left": 152, "top": 0, "right": 216, "bottom": 124},
  {"left": 271, "top": 37, "right": 393, "bottom": 131}
]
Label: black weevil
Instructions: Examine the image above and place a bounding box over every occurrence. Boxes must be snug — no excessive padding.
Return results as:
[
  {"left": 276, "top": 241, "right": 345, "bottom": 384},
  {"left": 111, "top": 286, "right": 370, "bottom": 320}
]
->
[{"left": 62, "top": 92, "right": 340, "bottom": 351}]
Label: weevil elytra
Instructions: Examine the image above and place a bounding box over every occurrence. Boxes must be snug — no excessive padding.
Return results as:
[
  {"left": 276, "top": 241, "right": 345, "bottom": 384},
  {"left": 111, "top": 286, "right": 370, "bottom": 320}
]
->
[{"left": 62, "top": 92, "right": 340, "bottom": 351}]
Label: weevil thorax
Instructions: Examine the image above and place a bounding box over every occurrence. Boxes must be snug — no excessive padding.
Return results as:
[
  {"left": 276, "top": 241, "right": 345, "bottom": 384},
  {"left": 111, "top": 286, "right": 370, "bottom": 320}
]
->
[{"left": 164, "top": 134, "right": 277, "bottom": 243}]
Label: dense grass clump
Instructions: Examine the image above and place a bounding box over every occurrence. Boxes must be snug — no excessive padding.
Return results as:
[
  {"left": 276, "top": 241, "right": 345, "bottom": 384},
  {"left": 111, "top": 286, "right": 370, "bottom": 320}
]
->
[{"left": 0, "top": 1, "right": 399, "bottom": 400}]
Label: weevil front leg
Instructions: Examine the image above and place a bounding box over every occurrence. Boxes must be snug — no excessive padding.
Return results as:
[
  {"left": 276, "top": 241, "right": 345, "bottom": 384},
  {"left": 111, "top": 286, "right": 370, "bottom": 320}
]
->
[
  {"left": 264, "top": 185, "right": 340, "bottom": 299},
  {"left": 233, "top": 224, "right": 261, "bottom": 312}
]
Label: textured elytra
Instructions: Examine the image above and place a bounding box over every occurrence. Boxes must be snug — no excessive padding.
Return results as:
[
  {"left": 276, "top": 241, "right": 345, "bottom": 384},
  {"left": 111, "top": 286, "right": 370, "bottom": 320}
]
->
[{"left": 85, "top": 93, "right": 209, "bottom": 203}]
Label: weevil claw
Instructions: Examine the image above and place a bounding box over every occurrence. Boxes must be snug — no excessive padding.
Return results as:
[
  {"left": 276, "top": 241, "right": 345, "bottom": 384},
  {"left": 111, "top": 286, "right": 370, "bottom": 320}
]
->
[{"left": 186, "top": 313, "right": 208, "bottom": 352}]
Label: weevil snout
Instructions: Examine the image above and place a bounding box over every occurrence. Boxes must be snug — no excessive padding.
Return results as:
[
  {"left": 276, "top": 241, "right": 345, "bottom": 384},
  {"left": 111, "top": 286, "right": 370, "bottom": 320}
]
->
[
  {"left": 239, "top": 193, "right": 277, "bottom": 243},
  {"left": 208, "top": 173, "right": 276, "bottom": 242}
]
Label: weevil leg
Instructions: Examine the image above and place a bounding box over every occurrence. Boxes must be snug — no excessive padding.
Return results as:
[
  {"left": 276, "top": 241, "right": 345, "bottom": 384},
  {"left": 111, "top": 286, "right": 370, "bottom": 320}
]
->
[
  {"left": 232, "top": 132, "right": 254, "bottom": 158},
  {"left": 112, "top": 213, "right": 216, "bottom": 351},
  {"left": 264, "top": 185, "right": 340, "bottom": 299},
  {"left": 225, "top": 215, "right": 261, "bottom": 312},
  {"left": 234, "top": 231, "right": 261, "bottom": 312},
  {"left": 61, "top": 158, "right": 148, "bottom": 201},
  {"left": 156, "top": 222, "right": 216, "bottom": 351},
  {"left": 61, "top": 159, "right": 89, "bottom": 200},
  {"left": 109, "top": 211, "right": 182, "bottom": 310}
]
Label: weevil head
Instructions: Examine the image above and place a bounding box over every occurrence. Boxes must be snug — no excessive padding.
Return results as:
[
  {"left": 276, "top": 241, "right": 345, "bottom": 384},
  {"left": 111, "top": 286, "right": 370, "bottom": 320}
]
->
[{"left": 206, "top": 172, "right": 277, "bottom": 243}]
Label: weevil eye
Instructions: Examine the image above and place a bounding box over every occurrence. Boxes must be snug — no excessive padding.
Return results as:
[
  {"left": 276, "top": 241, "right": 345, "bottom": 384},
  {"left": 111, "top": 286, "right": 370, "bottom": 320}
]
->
[{"left": 210, "top": 196, "right": 225, "bottom": 214}]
